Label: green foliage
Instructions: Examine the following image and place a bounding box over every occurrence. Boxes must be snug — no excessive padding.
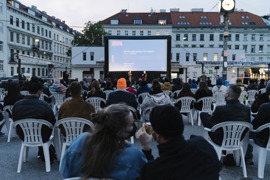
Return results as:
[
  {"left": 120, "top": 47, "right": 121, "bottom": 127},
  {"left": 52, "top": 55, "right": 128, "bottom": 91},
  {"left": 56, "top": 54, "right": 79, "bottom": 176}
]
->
[{"left": 72, "top": 21, "right": 107, "bottom": 46}]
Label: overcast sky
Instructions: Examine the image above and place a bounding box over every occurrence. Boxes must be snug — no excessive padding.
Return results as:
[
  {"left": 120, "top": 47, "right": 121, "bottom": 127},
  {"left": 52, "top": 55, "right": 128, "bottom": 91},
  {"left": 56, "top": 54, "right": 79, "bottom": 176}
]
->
[{"left": 20, "top": 0, "right": 268, "bottom": 31}]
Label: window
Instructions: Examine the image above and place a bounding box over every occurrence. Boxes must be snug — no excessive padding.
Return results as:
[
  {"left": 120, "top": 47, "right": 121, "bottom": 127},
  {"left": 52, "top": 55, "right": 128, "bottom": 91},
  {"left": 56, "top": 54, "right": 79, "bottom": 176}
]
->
[
  {"left": 228, "top": 45, "right": 231, "bottom": 49},
  {"left": 193, "top": 53, "right": 197, "bottom": 61},
  {"left": 27, "top": 22, "right": 30, "bottom": 30},
  {"left": 179, "top": 16, "right": 185, "bottom": 19},
  {"left": 228, "top": 34, "right": 231, "bottom": 41},
  {"left": 10, "top": 32, "right": 14, "bottom": 42},
  {"left": 147, "top": 31, "right": 151, "bottom": 36},
  {"left": 243, "top": 45, "right": 247, "bottom": 52},
  {"left": 11, "top": 67, "right": 14, "bottom": 76},
  {"left": 49, "top": 31, "right": 51, "bottom": 38},
  {"left": 0, "top": 22, "right": 3, "bottom": 32},
  {"left": 192, "top": 45, "right": 196, "bottom": 48},
  {"left": 235, "top": 45, "right": 239, "bottom": 49},
  {"left": 134, "top": 19, "right": 142, "bottom": 25},
  {"left": 219, "top": 45, "right": 223, "bottom": 48},
  {"left": 158, "top": 19, "right": 166, "bottom": 25},
  {"left": 176, "top": 34, "right": 180, "bottom": 41},
  {"left": 0, "top": 60, "right": 3, "bottom": 71},
  {"left": 214, "top": 53, "right": 218, "bottom": 61},
  {"left": 200, "top": 16, "right": 207, "bottom": 19},
  {"left": 32, "top": 24, "right": 35, "bottom": 33},
  {"left": 41, "top": 28, "right": 44, "bottom": 36},
  {"left": 132, "top": 31, "right": 136, "bottom": 36},
  {"left": 243, "top": 34, "right": 247, "bottom": 41},
  {"left": 203, "top": 53, "right": 208, "bottom": 61},
  {"left": 37, "top": 26, "right": 40, "bottom": 34},
  {"left": 27, "top": 36, "right": 30, "bottom": 45},
  {"left": 260, "top": 34, "right": 264, "bottom": 41},
  {"left": 45, "top": 42, "right": 48, "bottom": 50},
  {"left": 0, "top": 41, "right": 3, "bottom": 51},
  {"left": 219, "top": 34, "right": 223, "bottom": 41},
  {"left": 200, "top": 45, "right": 204, "bottom": 48},
  {"left": 251, "top": 45, "right": 255, "bottom": 53},
  {"left": 231, "top": 54, "right": 236, "bottom": 61},
  {"left": 38, "top": 68, "right": 40, "bottom": 76},
  {"left": 176, "top": 53, "right": 180, "bottom": 61},
  {"left": 41, "top": 40, "right": 44, "bottom": 49},
  {"left": 117, "top": 30, "right": 120, "bottom": 35},
  {"left": 16, "top": 18, "right": 19, "bottom": 27},
  {"left": 186, "top": 53, "right": 190, "bottom": 61},
  {"left": 184, "top": 34, "right": 188, "bottom": 41},
  {"left": 209, "top": 45, "right": 214, "bottom": 48},
  {"left": 45, "top": 30, "right": 48, "bottom": 37},
  {"left": 200, "top": 34, "right": 204, "bottom": 41},
  {"left": 235, "top": 34, "right": 239, "bottom": 41},
  {"left": 259, "top": 57, "right": 263, "bottom": 61},
  {"left": 251, "top": 34, "right": 255, "bottom": 41},
  {"left": 90, "top": 52, "right": 94, "bottom": 61},
  {"left": 209, "top": 34, "right": 214, "bottom": 41},
  {"left": 0, "top": 2, "right": 2, "bottom": 14},
  {"left": 140, "top": 31, "right": 143, "bottom": 36},
  {"left": 192, "top": 34, "right": 196, "bottom": 41},
  {"left": 83, "top": 52, "right": 86, "bottom": 61},
  {"left": 10, "top": 16, "right": 13, "bottom": 25},
  {"left": 110, "top": 19, "right": 119, "bottom": 25},
  {"left": 125, "top": 30, "right": 128, "bottom": 36},
  {"left": 22, "top": 35, "right": 25, "bottom": 44},
  {"left": 259, "top": 45, "right": 263, "bottom": 53},
  {"left": 21, "top": 20, "right": 25, "bottom": 29}
]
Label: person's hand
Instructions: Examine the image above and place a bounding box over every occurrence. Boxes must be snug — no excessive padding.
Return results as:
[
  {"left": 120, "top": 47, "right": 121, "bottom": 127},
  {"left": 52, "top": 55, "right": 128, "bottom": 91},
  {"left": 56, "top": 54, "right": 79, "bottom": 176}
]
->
[{"left": 136, "top": 124, "right": 152, "bottom": 151}]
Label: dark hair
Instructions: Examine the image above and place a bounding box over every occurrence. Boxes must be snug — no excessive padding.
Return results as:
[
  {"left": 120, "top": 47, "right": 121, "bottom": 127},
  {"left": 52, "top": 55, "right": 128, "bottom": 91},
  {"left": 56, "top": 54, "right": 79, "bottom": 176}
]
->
[
  {"left": 5, "top": 82, "right": 22, "bottom": 105},
  {"left": 192, "top": 79, "right": 196, "bottom": 83},
  {"left": 90, "top": 80, "right": 100, "bottom": 95},
  {"left": 81, "top": 104, "right": 131, "bottom": 179},
  {"left": 164, "top": 77, "right": 170, "bottom": 82},
  {"left": 228, "top": 84, "right": 241, "bottom": 99},
  {"left": 181, "top": 83, "right": 191, "bottom": 92},
  {"left": 152, "top": 79, "right": 161, "bottom": 92},
  {"left": 198, "top": 81, "right": 210, "bottom": 93},
  {"left": 28, "top": 77, "right": 43, "bottom": 94},
  {"left": 69, "top": 81, "right": 82, "bottom": 96}
]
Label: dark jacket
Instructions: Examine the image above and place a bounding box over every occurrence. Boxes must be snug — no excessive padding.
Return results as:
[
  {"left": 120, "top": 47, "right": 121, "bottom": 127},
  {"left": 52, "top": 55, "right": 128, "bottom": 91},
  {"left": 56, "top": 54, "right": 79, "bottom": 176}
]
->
[
  {"left": 137, "top": 85, "right": 151, "bottom": 96},
  {"left": 141, "top": 136, "right": 221, "bottom": 180},
  {"left": 106, "top": 89, "right": 138, "bottom": 109},
  {"left": 194, "top": 89, "right": 213, "bottom": 110},
  {"left": 201, "top": 99, "right": 250, "bottom": 145},
  {"left": 87, "top": 90, "right": 106, "bottom": 100},
  {"left": 252, "top": 102, "right": 270, "bottom": 147},
  {"left": 172, "top": 78, "right": 182, "bottom": 92},
  {"left": 251, "top": 92, "right": 270, "bottom": 113},
  {"left": 13, "top": 96, "right": 56, "bottom": 142}
]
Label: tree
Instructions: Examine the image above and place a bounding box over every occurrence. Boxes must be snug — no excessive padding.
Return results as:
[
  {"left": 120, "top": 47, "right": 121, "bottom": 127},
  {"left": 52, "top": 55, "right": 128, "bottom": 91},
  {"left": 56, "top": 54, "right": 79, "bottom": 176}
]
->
[{"left": 71, "top": 21, "right": 107, "bottom": 47}]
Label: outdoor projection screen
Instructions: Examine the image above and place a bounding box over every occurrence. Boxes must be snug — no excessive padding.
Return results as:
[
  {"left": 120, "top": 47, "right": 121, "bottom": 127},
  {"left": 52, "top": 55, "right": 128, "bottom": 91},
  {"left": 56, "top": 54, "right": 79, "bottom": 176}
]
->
[{"left": 104, "top": 36, "right": 171, "bottom": 74}]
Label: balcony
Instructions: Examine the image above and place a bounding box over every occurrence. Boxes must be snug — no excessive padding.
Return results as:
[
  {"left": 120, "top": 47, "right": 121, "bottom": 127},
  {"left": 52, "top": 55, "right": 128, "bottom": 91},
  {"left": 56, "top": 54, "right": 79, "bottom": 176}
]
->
[{"left": 9, "top": 57, "right": 17, "bottom": 64}]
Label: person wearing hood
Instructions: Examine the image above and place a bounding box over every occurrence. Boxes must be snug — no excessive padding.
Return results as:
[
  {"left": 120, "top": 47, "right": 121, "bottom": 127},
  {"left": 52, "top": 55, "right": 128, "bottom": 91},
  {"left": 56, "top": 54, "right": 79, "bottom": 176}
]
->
[
  {"left": 212, "top": 78, "right": 227, "bottom": 94},
  {"left": 161, "top": 77, "right": 172, "bottom": 91},
  {"left": 141, "top": 79, "right": 171, "bottom": 121},
  {"left": 172, "top": 78, "right": 183, "bottom": 92}
]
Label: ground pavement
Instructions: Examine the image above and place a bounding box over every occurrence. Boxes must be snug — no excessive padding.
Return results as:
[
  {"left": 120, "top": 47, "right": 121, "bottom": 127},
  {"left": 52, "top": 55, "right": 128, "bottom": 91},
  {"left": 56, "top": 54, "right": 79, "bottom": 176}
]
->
[{"left": 0, "top": 117, "right": 270, "bottom": 180}]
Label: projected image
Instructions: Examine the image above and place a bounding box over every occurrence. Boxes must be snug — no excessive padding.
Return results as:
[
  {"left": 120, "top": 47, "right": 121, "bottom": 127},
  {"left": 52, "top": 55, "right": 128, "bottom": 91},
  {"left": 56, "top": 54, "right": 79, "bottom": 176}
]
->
[{"left": 108, "top": 39, "right": 167, "bottom": 72}]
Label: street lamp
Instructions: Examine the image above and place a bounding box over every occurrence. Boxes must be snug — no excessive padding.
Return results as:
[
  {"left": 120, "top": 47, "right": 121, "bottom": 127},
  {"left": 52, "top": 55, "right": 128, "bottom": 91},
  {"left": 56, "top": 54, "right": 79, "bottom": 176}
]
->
[{"left": 219, "top": 0, "right": 235, "bottom": 84}]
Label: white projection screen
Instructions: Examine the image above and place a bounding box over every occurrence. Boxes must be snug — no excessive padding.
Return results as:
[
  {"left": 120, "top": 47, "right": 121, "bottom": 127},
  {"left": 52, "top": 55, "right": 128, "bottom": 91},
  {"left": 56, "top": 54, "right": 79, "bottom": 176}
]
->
[{"left": 104, "top": 36, "right": 171, "bottom": 74}]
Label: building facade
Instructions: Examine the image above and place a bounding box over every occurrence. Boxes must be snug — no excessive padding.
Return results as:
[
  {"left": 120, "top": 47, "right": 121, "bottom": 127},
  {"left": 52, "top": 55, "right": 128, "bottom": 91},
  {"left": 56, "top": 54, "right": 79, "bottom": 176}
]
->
[{"left": 0, "top": 0, "right": 75, "bottom": 78}]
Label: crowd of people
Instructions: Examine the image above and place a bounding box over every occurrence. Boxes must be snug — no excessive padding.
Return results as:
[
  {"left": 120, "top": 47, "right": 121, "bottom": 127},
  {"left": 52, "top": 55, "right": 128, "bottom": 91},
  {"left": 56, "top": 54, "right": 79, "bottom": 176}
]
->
[{"left": 0, "top": 74, "right": 270, "bottom": 179}]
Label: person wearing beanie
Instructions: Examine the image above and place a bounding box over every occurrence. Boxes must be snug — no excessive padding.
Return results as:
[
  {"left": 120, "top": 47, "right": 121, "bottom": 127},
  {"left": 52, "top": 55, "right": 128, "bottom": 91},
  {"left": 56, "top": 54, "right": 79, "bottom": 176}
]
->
[
  {"left": 212, "top": 77, "right": 227, "bottom": 94},
  {"left": 251, "top": 80, "right": 270, "bottom": 113},
  {"left": 137, "top": 104, "right": 221, "bottom": 180}
]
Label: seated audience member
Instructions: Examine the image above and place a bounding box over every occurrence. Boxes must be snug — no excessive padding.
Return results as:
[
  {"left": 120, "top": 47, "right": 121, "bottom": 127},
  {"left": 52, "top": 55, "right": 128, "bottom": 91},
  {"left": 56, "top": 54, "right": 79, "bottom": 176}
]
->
[
  {"left": 60, "top": 104, "right": 147, "bottom": 179},
  {"left": 12, "top": 77, "right": 56, "bottom": 162},
  {"left": 141, "top": 79, "right": 171, "bottom": 121},
  {"left": 246, "top": 79, "right": 259, "bottom": 91},
  {"left": 41, "top": 79, "right": 53, "bottom": 104},
  {"left": 251, "top": 81, "right": 270, "bottom": 113},
  {"left": 49, "top": 78, "right": 67, "bottom": 94},
  {"left": 236, "top": 79, "right": 245, "bottom": 91},
  {"left": 126, "top": 80, "right": 136, "bottom": 95},
  {"left": 103, "top": 80, "right": 114, "bottom": 91},
  {"left": 194, "top": 81, "right": 212, "bottom": 111},
  {"left": 87, "top": 80, "right": 106, "bottom": 100},
  {"left": 106, "top": 78, "right": 138, "bottom": 110},
  {"left": 137, "top": 79, "right": 151, "bottom": 96},
  {"left": 175, "top": 83, "right": 194, "bottom": 110},
  {"left": 259, "top": 79, "right": 266, "bottom": 89},
  {"left": 212, "top": 78, "right": 227, "bottom": 94},
  {"left": 137, "top": 105, "right": 221, "bottom": 180},
  {"left": 172, "top": 78, "right": 183, "bottom": 92},
  {"left": 190, "top": 79, "right": 198, "bottom": 89},
  {"left": 58, "top": 81, "right": 95, "bottom": 132},
  {"left": 161, "top": 77, "right": 172, "bottom": 91},
  {"left": 207, "top": 77, "right": 212, "bottom": 87}
]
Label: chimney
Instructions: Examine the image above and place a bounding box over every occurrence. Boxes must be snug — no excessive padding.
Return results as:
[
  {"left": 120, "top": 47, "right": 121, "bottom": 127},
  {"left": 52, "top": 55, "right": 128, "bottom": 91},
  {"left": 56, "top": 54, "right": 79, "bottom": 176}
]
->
[
  {"left": 160, "top": 9, "right": 166, "bottom": 13},
  {"left": 170, "top": 8, "right": 180, "bottom": 12},
  {"left": 121, "top": 9, "right": 127, "bottom": 13},
  {"left": 191, "top": 8, "right": 204, "bottom": 12}
]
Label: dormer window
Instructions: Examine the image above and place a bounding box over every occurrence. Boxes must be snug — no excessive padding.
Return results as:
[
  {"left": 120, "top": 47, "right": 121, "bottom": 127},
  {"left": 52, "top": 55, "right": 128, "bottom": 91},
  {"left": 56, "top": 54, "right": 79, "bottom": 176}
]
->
[
  {"left": 134, "top": 19, "right": 142, "bottom": 25},
  {"left": 158, "top": 19, "right": 166, "bottom": 25},
  {"left": 110, "top": 19, "right": 119, "bottom": 25},
  {"left": 200, "top": 16, "right": 207, "bottom": 19}
]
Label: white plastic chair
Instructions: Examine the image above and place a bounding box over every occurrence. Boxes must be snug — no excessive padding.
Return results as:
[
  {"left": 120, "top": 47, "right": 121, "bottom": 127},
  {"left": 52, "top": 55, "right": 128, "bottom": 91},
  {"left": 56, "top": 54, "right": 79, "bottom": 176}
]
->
[
  {"left": 163, "top": 90, "right": 172, "bottom": 97},
  {"left": 54, "top": 117, "right": 95, "bottom": 167},
  {"left": 20, "top": 91, "right": 30, "bottom": 96},
  {"left": 103, "top": 90, "right": 114, "bottom": 100},
  {"left": 39, "top": 93, "right": 50, "bottom": 101},
  {"left": 3, "top": 105, "right": 14, "bottom": 142},
  {"left": 213, "top": 92, "right": 226, "bottom": 109},
  {"left": 51, "top": 93, "right": 65, "bottom": 114},
  {"left": 238, "top": 91, "right": 248, "bottom": 105},
  {"left": 137, "top": 92, "right": 149, "bottom": 112},
  {"left": 171, "top": 90, "right": 181, "bottom": 102},
  {"left": 196, "top": 97, "right": 215, "bottom": 126},
  {"left": 175, "top": 97, "right": 196, "bottom": 125},
  {"left": 259, "top": 88, "right": 266, "bottom": 94},
  {"left": 247, "top": 90, "right": 259, "bottom": 105},
  {"left": 191, "top": 88, "right": 197, "bottom": 94},
  {"left": 85, "top": 97, "right": 106, "bottom": 113},
  {"left": 13, "top": 119, "right": 54, "bottom": 173},
  {"left": 204, "top": 121, "right": 252, "bottom": 178},
  {"left": 250, "top": 123, "right": 270, "bottom": 179}
]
